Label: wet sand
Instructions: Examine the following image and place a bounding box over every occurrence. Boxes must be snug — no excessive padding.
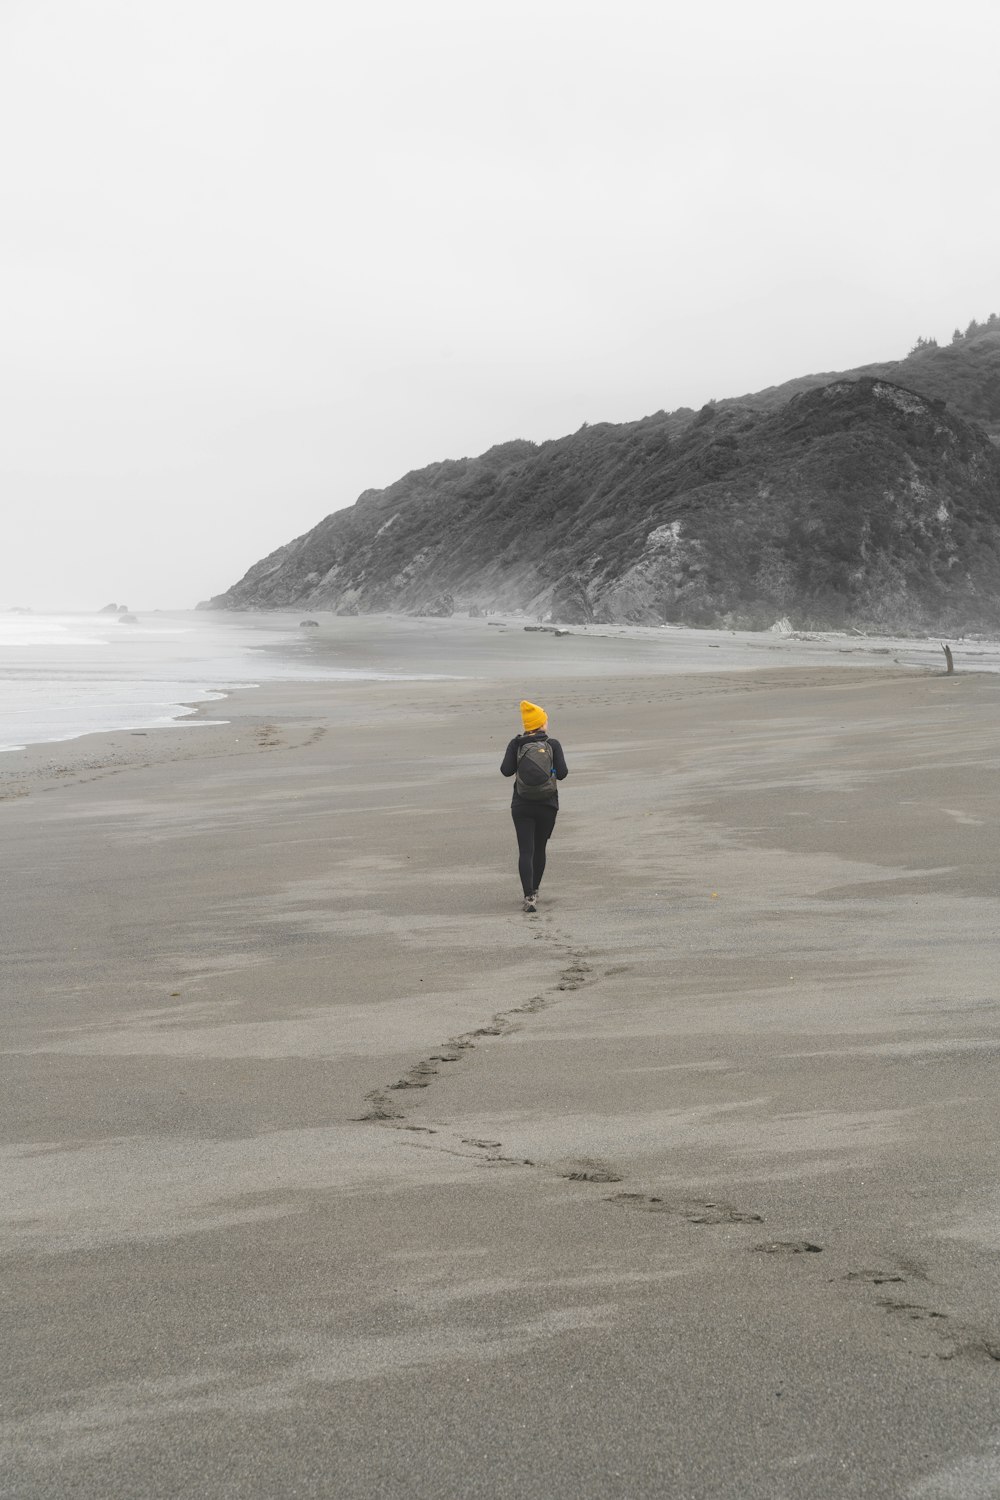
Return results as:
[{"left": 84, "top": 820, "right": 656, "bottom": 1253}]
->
[{"left": 3, "top": 618, "right": 1000, "bottom": 1498}]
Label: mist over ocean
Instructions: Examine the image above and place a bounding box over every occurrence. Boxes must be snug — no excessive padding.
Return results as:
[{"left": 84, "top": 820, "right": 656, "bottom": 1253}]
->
[{"left": 0, "top": 610, "right": 429, "bottom": 753}]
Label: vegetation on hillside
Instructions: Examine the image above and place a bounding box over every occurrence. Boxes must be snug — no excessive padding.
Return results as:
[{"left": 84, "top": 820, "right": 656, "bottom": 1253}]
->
[
  {"left": 207, "top": 365, "right": 1000, "bottom": 634},
  {"left": 726, "top": 318, "right": 1000, "bottom": 443}
]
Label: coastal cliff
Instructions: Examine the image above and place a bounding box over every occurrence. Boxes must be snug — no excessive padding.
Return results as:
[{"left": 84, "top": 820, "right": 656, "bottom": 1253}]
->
[{"left": 205, "top": 331, "right": 1000, "bottom": 632}]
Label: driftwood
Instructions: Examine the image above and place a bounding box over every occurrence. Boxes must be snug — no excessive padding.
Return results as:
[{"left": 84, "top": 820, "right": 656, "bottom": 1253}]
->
[{"left": 942, "top": 643, "right": 954, "bottom": 674}]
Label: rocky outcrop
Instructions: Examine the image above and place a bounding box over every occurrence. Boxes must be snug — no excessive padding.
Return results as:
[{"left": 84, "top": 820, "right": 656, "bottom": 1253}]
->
[
  {"left": 414, "top": 593, "right": 454, "bottom": 618},
  {"left": 550, "top": 575, "right": 594, "bottom": 624}
]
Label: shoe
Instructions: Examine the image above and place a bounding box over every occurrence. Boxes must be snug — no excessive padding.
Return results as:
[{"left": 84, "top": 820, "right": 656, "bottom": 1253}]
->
[{"left": 522, "top": 895, "right": 537, "bottom": 913}]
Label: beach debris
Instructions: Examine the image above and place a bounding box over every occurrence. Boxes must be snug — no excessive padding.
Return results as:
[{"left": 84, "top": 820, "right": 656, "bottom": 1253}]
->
[
  {"left": 770, "top": 617, "right": 793, "bottom": 635},
  {"left": 942, "top": 642, "right": 954, "bottom": 673}
]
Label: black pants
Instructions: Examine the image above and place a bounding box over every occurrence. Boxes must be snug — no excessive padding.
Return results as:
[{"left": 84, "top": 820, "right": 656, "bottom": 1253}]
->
[{"left": 511, "top": 803, "right": 557, "bottom": 897}]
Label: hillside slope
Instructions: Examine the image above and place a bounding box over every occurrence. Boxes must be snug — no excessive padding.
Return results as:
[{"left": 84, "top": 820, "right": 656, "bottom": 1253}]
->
[
  {"left": 727, "top": 328, "right": 1000, "bottom": 441},
  {"left": 207, "top": 378, "right": 1000, "bottom": 633}
]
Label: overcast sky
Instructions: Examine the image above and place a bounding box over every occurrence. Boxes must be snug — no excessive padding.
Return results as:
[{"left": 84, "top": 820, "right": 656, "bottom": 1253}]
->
[{"left": 2, "top": 0, "right": 998, "bottom": 611}]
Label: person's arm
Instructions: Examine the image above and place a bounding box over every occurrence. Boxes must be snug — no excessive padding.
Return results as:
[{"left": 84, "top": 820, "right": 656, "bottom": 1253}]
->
[
  {"left": 551, "top": 739, "right": 569, "bottom": 780},
  {"left": 500, "top": 737, "right": 520, "bottom": 777}
]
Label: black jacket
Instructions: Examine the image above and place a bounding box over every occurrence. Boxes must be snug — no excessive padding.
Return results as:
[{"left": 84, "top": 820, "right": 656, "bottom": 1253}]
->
[{"left": 500, "top": 730, "right": 568, "bottom": 811}]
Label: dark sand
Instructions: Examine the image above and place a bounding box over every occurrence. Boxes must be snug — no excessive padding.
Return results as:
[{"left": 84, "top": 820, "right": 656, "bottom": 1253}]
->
[{"left": 3, "top": 617, "right": 1000, "bottom": 1498}]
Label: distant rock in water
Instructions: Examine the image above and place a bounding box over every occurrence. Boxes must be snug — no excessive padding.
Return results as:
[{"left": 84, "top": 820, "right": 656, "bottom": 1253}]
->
[
  {"left": 203, "top": 343, "right": 1000, "bottom": 633},
  {"left": 118, "top": 613, "right": 138, "bottom": 624},
  {"left": 299, "top": 618, "right": 320, "bottom": 628},
  {"left": 99, "top": 603, "right": 120, "bottom": 614}
]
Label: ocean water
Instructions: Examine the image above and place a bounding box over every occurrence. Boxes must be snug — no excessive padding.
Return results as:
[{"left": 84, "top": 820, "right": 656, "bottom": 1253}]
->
[{"left": 0, "top": 610, "right": 431, "bottom": 754}]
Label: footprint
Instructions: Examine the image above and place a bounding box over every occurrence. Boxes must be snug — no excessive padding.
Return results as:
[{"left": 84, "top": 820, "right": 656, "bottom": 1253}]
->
[
  {"left": 356, "top": 1091, "right": 403, "bottom": 1122},
  {"left": 683, "top": 1201, "right": 763, "bottom": 1225},
  {"left": 875, "top": 1297, "right": 947, "bottom": 1322},
  {"left": 949, "top": 1339, "right": 1000, "bottom": 1364},
  {"left": 753, "top": 1240, "right": 823, "bottom": 1254},
  {"left": 389, "top": 1061, "right": 438, "bottom": 1090},
  {"left": 560, "top": 1157, "right": 623, "bottom": 1184},
  {"left": 609, "top": 1193, "right": 762, "bottom": 1225},
  {"left": 469, "top": 1017, "right": 510, "bottom": 1037}
]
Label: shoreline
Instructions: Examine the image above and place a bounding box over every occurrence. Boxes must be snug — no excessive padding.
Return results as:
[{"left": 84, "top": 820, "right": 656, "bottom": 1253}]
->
[{"left": 4, "top": 606, "right": 987, "bottom": 778}]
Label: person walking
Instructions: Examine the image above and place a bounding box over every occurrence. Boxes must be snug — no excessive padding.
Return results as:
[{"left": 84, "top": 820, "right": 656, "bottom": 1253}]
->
[{"left": 500, "top": 700, "right": 568, "bottom": 913}]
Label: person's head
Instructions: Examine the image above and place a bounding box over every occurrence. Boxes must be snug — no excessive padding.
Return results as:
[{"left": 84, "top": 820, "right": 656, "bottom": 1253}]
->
[{"left": 520, "top": 700, "right": 547, "bottom": 733}]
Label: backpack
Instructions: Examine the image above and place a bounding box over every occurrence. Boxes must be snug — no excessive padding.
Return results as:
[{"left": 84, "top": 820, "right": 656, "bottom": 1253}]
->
[{"left": 516, "top": 737, "right": 555, "bottom": 799}]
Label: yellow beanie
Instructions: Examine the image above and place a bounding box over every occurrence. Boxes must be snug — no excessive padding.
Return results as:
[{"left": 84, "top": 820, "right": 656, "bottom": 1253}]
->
[{"left": 520, "top": 700, "right": 547, "bottom": 732}]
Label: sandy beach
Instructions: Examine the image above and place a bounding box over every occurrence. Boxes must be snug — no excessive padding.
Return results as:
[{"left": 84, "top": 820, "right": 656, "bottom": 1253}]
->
[{"left": 3, "top": 616, "right": 1000, "bottom": 1499}]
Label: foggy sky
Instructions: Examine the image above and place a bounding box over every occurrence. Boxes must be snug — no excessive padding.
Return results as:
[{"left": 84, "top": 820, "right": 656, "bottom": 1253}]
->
[{"left": 2, "top": 0, "right": 998, "bottom": 611}]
